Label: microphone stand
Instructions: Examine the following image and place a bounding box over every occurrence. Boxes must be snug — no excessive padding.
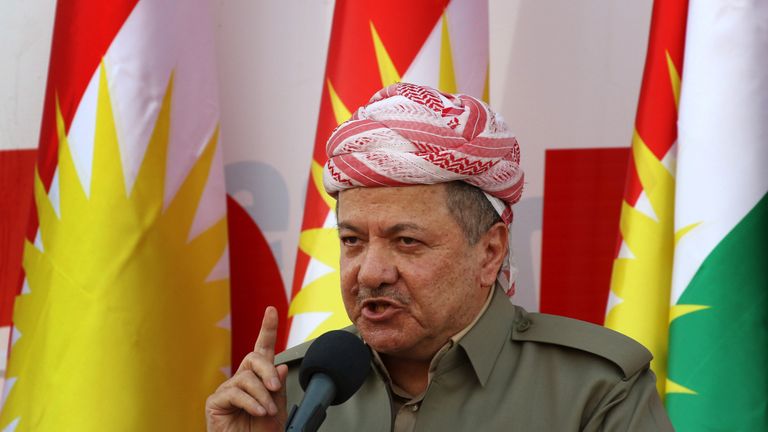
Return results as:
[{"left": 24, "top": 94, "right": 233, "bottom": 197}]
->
[{"left": 285, "top": 373, "right": 336, "bottom": 432}]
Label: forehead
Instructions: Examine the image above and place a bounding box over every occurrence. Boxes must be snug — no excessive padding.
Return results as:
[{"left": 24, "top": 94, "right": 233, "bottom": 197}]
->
[{"left": 337, "top": 184, "right": 452, "bottom": 223}]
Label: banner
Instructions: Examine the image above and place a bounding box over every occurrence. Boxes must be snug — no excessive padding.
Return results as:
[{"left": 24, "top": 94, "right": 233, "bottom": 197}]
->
[
  {"left": 605, "top": 0, "right": 688, "bottom": 396},
  {"left": 666, "top": 0, "right": 768, "bottom": 429},
  {"left": 0, "top": 1, "right": 230, "bottom": 429}
]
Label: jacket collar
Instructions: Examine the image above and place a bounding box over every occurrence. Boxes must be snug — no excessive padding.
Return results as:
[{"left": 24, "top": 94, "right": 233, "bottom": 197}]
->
[{"left": 452, "top": 286, "right": 517, "bottom": 387}]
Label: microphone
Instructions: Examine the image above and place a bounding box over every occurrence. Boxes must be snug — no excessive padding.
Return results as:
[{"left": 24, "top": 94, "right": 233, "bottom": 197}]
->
[{"left": 285, "top": 330, "right": 371, "bottom": 432}]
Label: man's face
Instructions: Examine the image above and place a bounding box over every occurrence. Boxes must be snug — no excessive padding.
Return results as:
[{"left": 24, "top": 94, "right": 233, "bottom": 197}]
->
[{"left": 337, "top": 184, "right": 493, "bottom": 361}]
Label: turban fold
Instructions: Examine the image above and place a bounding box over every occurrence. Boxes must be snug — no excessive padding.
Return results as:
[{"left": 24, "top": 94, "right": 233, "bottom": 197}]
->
[{"left": 323, "top": 83, "right": 524, "bottom": 295}]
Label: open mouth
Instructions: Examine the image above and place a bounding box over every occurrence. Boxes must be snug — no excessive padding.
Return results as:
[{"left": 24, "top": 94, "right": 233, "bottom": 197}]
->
[
  {"left": 361, "top": 298, "right": 400, "bottom": 319},
  {"left": 366, "top": 301, "right": 389, "bottom": 313}
]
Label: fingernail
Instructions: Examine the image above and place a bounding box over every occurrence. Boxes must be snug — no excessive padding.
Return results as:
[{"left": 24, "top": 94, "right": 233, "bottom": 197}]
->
[
  {"left": 256, "top": 406, "right": 266, "bottom": 416},
  {"left": 270, "top": 377, "right": 281, "bottom": 390},
  {"left": 268, "top": 402, "right": 278, "bottom": 415}
]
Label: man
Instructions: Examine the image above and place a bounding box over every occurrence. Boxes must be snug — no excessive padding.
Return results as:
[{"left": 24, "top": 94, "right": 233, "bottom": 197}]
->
[{"left": 206, "top": 83, "right": 673, "bottom": 431}]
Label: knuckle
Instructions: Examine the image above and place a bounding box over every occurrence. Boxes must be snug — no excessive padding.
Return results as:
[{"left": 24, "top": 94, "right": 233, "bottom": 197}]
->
[
  {"left": 238, "top": 352, "right": 265, "bottom": 371},
  {"left": 242, "top": 351, "right": 261, "bottom": 363}
]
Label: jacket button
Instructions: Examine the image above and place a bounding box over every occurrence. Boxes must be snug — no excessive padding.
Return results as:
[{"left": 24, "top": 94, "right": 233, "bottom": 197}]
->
[{"left": 515, "top": 318, "right": 531, "bottom": 332}]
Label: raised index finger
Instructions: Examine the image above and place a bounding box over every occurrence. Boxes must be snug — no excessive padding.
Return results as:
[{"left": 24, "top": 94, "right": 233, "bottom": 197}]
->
[{"left": 253, "top": 306, "right": 279, "bottom": 361}]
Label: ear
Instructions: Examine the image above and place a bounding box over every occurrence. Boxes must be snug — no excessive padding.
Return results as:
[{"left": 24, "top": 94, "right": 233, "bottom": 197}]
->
[{"left": 478, "top": 222, "right": 509, "bottom": 288}]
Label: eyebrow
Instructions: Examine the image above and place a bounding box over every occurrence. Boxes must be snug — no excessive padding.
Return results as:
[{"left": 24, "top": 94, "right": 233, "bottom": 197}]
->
[
  {"left": 337, "top": 222, "right": 425, "bottom": 237},
  {"left": 337, "top": 222, "right": 362, "bottom": 234},
  {"left": 383, "top": 223, "right": 424, "bottom": 237}
]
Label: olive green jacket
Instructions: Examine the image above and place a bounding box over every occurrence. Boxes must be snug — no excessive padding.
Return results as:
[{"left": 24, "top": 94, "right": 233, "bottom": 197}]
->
[{"left": 275, "top": 288, "right": 673, "bottom": 431}]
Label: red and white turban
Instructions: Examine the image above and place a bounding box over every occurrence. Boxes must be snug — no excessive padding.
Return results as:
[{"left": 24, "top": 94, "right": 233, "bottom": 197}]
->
[{"left": 323, "top": 83, "right": 525, "bottom": 295}]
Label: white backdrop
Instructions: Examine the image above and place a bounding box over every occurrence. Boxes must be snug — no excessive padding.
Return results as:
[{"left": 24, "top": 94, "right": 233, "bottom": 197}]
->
[{"left": 0, "top": 0, "right": 652, "bottom": 312}]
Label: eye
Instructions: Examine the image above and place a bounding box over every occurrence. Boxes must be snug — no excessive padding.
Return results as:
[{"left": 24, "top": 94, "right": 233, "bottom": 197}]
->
[
  {"left": 398, "top": 237, "right": 419, "bottom": 246},
  {"left": 340, "top": 236, "right": 359, "bottom": 246}
]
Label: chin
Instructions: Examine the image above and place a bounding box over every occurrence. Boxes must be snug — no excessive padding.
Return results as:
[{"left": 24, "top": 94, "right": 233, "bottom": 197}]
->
[{"left": 357, "top": 323, "right": 409, "bottom": 354}]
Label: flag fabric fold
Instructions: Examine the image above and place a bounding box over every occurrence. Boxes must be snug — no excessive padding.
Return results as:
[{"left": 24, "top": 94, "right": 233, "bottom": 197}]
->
[
  {"left": 666, "top": 1, "right": 768, "bottom": 429},
  {"left": 607, "top": 0, "right": 768, "bottom": 429},
  {"left": 604, "top": 0, "right": 688, "bottom": 396},
  {"left": 0, "top": 0, "right": 230, "bottom": 430}
]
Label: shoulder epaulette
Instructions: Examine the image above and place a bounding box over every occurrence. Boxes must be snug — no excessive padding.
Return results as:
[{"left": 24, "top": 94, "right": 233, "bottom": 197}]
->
[
  {"left": 510, "top": 308, "right": 652, "bottom": 379},
  {"left": 274, "top": 340, "right": 311, "bottom": 365}
]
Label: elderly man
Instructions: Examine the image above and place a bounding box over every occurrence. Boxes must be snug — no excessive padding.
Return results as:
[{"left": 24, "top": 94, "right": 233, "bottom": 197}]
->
[{"left": 206, "top": 83, "right": 673, "bottom": 431}]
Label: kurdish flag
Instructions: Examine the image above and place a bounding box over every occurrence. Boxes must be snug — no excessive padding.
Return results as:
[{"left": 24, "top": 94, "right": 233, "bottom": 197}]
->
[
  {"left": 666, "top": 0, "right": 768, "bottom": 430},
  {"left": 605, "top": 0, "right": 688, "bottom": 395},
  {"left": 287, "top": 0, "right": 490, "bottom": 347},
  {"left": 0, "top": 0, "right": 230, "bottom": 430},
  {"left": 608, "top": 0, "right": 767, "bottom": 429}
]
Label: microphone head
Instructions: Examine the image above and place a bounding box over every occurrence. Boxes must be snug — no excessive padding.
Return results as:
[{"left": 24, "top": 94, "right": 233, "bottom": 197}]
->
[{"left": 298, "top": 330, "right": 372, "bottom": 405}]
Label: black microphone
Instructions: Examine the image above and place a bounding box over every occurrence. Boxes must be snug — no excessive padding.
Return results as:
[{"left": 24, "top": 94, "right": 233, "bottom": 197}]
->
[{"left": 285, "top": 330, "right": 371, "bottom": 432}]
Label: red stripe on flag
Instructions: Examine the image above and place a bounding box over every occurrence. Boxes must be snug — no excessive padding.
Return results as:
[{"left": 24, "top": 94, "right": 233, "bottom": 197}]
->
[
  {"left": 540, "top": 148, "right": 629, "bottom": 325},
  {"left": 0, "top": 149, "right": 37, "bottom": 326},
  {"left": 36, "top": 0, "right": 139, "bottom": 188},
  {"left": 624, "top": 0, "right": 688, "bottom": 205}
]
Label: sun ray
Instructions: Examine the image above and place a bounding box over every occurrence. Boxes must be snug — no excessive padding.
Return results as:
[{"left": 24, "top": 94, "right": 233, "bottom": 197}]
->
[
  {"left": 288, "top": 272, "right": 350, "bottom": 340},
  {"left": 369, "top": 21, "right": 401, "bottom": 87},
  {"left": 327, "top": 79, "right": 352, "bottom": 125},
  {"left": 90, "top": 62, "right": 127, "bottom": 204},
  {"left": 289, "top": 217, "right": 351, "bottom": 342},
  {"left": 163, "top": 126, "right": 220, "bottom": 239},
  {"left": 669, "top": 304, "right": 709, "bottom": 322},
  {"left": 55, "top": 102, "right": 88, "bottom": 229},
  {"left": 187, "top": 218, "right": 229, "bottom": 263},
  {"left": 665, "top": 51, "right": 682, "bottom": 109},
  {"left": 674, "top": 221, "right": 700, "bottom": 247},
  {"left": 312, "top": 160, "right": 336, "bottom": 210},
  {"left": 482, "top": 62, "right": 490, "bottom": 103},
  {"left": 439, "top": 14, "right": 457, "bottom": 94},
  {"left": 299, "top": 227, "right": 340, "bottom": 269},
  {"left": 666, "top": 378, "right": 697, "bottom": 395},
  {"left": 131, "top": 74, "right": 172, "bottom": 213},
  {"left": 632, "top": 132, "right": 675, "bottom": 221},
  {"left": 606, "top": 130, "right": 675, "bottom": 396},
  {"left": 31, "top": 168, "right": 56, "bottom": 252}
]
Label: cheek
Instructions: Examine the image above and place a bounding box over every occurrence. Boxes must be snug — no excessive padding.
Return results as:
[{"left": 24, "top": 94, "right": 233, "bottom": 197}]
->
[
  {"left": 339, "top": 255, "right": 357, "bottom": 288},
  {"left": 401, "top": 260, "right": 456, "bottom": 310},
  {"left": 410, "top": 258, "right": 478, "bottom": 314},
  {"left": 340, "top": 257, "right": 359, "bottom": 312}
]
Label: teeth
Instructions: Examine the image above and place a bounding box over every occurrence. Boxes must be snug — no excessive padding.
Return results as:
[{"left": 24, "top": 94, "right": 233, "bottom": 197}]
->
[{"left": 368, "top": 302, "right": 385, "bottom": 312}]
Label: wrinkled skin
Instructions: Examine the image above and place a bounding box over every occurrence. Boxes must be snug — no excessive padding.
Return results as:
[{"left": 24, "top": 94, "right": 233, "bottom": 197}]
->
[{"left": 337, "top": 185, "right": 507, "bottom": 393}]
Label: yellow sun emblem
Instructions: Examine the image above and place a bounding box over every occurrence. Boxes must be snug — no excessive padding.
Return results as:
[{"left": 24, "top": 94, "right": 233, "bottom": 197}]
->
[
  {"left": 0, "top": 63, "right": 229, "bottom": 431},
  {"left": 606, "top": 52, "right": 706, "bottom": 398}
]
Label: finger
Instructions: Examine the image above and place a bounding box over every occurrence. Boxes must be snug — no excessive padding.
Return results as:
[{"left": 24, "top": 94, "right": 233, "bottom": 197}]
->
[
  {"left": 253, "top": 306, "right": 279, "bottom": 361},
  {"left": 207, "top": 385, "right": 269, "bottom": 417},
  {"left": 235, "top": 351, "right": 282, "bottom": 392},
  {"left": 227, "top": 369, "right": 280, "bottom": 416}
]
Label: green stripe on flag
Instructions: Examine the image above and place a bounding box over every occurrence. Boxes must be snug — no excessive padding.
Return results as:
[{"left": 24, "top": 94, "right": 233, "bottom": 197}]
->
[{"left": 667, "top": 192, "right": 768, "bottom": 431}]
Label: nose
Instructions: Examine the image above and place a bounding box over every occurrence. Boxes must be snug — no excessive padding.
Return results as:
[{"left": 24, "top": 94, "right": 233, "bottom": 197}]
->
[{"left": 357, "top": 242, "right": 398, "bottom": 290}]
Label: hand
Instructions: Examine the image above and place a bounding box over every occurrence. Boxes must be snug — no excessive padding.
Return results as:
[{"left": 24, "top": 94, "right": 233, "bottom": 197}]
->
[{"left": 206, "top": 306, "right": 289, "bottom": 432}]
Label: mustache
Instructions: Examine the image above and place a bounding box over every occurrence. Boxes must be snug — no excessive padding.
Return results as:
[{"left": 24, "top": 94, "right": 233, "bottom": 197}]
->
[{"left": 356, "top": 285, "right": 411, "bottom": 305}]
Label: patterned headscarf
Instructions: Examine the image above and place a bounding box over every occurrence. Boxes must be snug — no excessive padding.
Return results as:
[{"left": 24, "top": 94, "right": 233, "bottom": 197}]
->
[{"left": 323, "top": 83, "right": 524, "bottom": 295}]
